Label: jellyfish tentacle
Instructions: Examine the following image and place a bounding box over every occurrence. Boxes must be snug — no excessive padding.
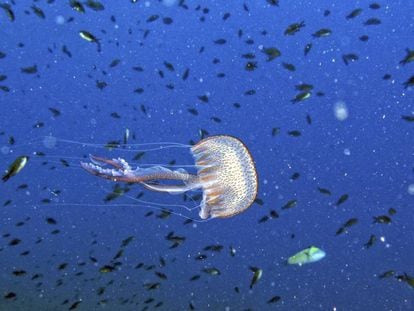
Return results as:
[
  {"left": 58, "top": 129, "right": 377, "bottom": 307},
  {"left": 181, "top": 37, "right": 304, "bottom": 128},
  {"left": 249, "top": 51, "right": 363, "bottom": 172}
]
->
[
  {"left": 80, "top": 155, "right": 198, "bottom": 184},
  {"left": 141, "top": 178, "right": 201, "bottom": 194}
]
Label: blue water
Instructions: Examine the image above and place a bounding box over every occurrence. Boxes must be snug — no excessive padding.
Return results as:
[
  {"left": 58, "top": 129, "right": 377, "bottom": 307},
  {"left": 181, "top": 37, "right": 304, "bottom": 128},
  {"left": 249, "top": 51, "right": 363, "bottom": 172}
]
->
[{"left": 1, "top": 1, "right": 413, "bottom": 310}]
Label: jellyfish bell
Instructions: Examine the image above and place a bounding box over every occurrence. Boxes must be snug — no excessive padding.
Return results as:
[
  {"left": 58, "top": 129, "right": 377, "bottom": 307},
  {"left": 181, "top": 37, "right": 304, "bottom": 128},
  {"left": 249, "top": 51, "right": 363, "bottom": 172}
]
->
[
  {"left": 81, "top": 135, "right": 258, "bottom": 220},
  {"left": 191, "top": 135, "right": 258, "bottom": 219}
]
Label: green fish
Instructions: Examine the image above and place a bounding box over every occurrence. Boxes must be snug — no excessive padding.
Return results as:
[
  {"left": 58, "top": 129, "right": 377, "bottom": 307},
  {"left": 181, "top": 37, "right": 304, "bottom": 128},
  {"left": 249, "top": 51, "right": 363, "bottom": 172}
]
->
[
  {"left": 79, "top": 30, "right": 101, "bottom": 52},
  {"left": 249, "top": 267, "right": 263, "bottom": 289},
  {"left": 2, "top": 156, "right": 29, "bottom": 182},
  {"left": 287, "top": 246, "right": 326, "bottom": 266}
]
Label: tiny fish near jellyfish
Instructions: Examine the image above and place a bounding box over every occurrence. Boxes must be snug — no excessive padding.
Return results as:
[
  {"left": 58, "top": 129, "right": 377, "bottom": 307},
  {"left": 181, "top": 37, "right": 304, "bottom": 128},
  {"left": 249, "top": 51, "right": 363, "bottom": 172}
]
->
[{"left": 80, "top": 135, "right": 258, "bottom": 220}]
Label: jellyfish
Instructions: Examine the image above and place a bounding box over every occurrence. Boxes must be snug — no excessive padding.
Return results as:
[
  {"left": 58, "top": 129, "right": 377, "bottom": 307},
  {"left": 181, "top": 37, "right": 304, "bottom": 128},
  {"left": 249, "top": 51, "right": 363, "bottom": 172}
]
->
[{"left": 80, "top": 135, "right": 258, "bottom": 220}]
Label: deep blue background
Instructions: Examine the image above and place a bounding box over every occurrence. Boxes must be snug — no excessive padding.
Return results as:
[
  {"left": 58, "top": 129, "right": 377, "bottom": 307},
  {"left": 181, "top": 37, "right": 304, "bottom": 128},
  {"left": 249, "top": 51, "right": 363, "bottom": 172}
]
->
[{"left": 1, "top": 0, "right": 413, "bottom": 310}]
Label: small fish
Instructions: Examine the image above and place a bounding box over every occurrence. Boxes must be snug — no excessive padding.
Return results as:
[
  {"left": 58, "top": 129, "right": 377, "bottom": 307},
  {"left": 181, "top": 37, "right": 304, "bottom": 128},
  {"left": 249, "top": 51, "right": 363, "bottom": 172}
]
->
[
  {"left": 388, "top": 208, "right": 397, "bottom": 216},
  {"left": 369, "top": 3, "right": 381, "bottom": 9},
  {"left": 202, "top": 268, "right": 221, "bottom": 275},
  {"left": 267, "top": 0, "right": 279, "bottom": 5},
  {"left": 85, "top": 0, "right": 104, "bottom": 11},
  {"left": 70, "top": 0, "right": 85, "bottom": 13},
  {"left": 204, "top": 245, "right": 224, "bottom": 252},
  {"left": 69, "top": 301, "right": 82, "bottom": 310},
  {"left": 99, "top": 265, "right": 115, "bottom": 273},
  {"left": 346, "top": 8, "right": 362, "bottom": 20},
  {"left": 109, "top": 59, "right": 121, "bottom": 68},
  {"left": 287, "top": 130, "right": 301, "bottom": 137},
  {"left": 4, "top": 292, "right": 16, "bottom": 299},
  {"left": 195, "top": 254, "right": 207, "bottom": 261},
  {"left": 336, "top": 217, "right": 358, "bottom": 235},
  {"left": 271, "top": 127, "right": 280, "bottom": 136},
  {"left": 262, "top": 47, "right": 281, "bottom": 61},
  {"left": 267, "top": 296, "right": 281, "bottom": 304},
  {"left": 182, "top": 68, "right": 190, "bottom": 80},
  {"left": 304, "top": 43, "right": 312, "bottom": 56},
  {"left": 364, "top": 234, "right": 376, "bottom": 248},
  {"left": 249, "top": 267, "right": 263, "bottom": 289},
  {"left": 147, "top": 14, "right": 159, "bottom": 22},
  {"left": 48, "top": 107, "right": 61, "bottom": 117},
  {"left": 282, "top": 199, "right": 297, "bottom": 210},
  {"left": 342, "top": 53, "right": 359, "bottom": 65},
  {"left": 9, "top": 238, "right": 21, "bottom": 246},
  {"left": 258, "top": 215, "right": 269, "bottom": 223},
  {"left": 312, "top": 28, "right": 332, "bottom": 38},
  {"left": 2, "top": 156, "right": 29, "bottom": 182},
  {"left": 79, "top": 30, "right": 101, "bottom": 52},
  {"left": 364, "top": 18, "right": 381, "bottom": 26},
  {"left": 290, "top": 172, "right": 300, "bottom": 180},
  {"left": 343, "top": 217, "right": 358, "bottom": 228},
  {"left": 163, "top": 17, "right": 173, "bottom": 25},
  {"left": 245, "top": 61, "right": 257, "bottom": 71},
  {"left": 31, "top": 5, "right": 45, "bottom": 19},
  {"left": 270, "top": 210, "right": 279, "bottom": 219},
  {"left": 403, "top": 76, "right": 414, "bottom": 88},
  {"left": 378, "top": 270, "right": 395, "bottom": 279},
  {"left": 399, "top": 49, "right": 414, "bottom": 65},
  {"left": 198, "top": 94, "right": 209, "bottom": 103},
  {"left": 0, "top": 3, "right": 15, "bottom": 22},
  {"left": 214, "top": 38, "right": 226, "bottom": 45},
  {"left": 396, "top": 273, "right": 414, "bottom": 288},
  {"left": 282, "top": 62, "right": 296, "bottom": 71},
  {"left": 284, "top": 21, "right": 305, "bottom": 35},
  {"left": 335, "top": 194, "right": 349, "bottom": 206},
  {"left": 21, "top": 65, "right": 38, "bottom": 74},
  {"left": 163, "top": 61, "right": 175, "bottom": 72},
  {"left": 46, "top": 217, "right": 57, "bottom": 225},
  {"left": 291, "top": 91, "right": 311, "bottom": 103},
  {"left": 373, "top": 215, "right": 391, "bottom": 224},
  {"left": 288, "top": 246, "right": 326, "bottom": 266},
  {"left": 242, "top": 53, "right": 255, "bottom": 59}
]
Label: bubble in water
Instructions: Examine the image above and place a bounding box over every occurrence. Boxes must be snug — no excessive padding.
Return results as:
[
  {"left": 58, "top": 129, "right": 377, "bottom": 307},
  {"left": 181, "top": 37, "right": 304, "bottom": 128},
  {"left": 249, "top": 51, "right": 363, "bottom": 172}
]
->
[
  {"left": 162, "top": 0, "right": 177, "bottom": 6},
  {"left": 43, "top": 136, "right": 57, "bottom": 149},
  {"left": 408, "top": 184, "right": 414, "bottom": 195},
  {"left": 1, "top": 146, "right": 10, "bottom": 155},
  {"left": 344, "top": 148, "right": 351, "bottom": 156},
  {"left": 334, "top": 101, "right": 349, "bottom": 121},
  {"left": 55, "top": 15, "right": 65, "bottom": 25}
]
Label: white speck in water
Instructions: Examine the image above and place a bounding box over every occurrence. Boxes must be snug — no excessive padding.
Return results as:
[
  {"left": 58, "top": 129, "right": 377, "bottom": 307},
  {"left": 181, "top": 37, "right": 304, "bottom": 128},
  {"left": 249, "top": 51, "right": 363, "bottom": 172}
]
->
[
  {"left": 408, "top": 184, "right": 414, "bottom": 195},
  {"left": 1, "top": 146, "right": 10, "bottom": 155},
  {"left": 162, "top": 0, "right": 177, "bottom": 6},
  {"left": 43, "top": 136, "right": 57, "bottom": 149},
  {"left": 344, "top": 148, "right": 351, "bottom": 156},
  {"left": 55, "top": 15, "right": 65, "bottom": 25},
  {"left": 334, "top": 101, "right": 349, "bottom": 121}
]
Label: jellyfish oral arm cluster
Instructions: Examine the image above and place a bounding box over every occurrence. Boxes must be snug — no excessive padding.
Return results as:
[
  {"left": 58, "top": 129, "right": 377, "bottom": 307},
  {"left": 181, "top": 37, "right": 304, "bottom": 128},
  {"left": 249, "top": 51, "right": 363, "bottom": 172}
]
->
[{"left": 80, "top": 155, "right": 199, "bottom": 192}]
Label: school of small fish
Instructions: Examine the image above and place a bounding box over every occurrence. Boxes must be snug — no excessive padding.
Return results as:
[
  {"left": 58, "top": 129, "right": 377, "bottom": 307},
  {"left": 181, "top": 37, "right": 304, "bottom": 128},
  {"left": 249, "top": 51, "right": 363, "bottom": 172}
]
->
[{"left": 0, "top": 0, "right": 413, "bottom": 310}]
